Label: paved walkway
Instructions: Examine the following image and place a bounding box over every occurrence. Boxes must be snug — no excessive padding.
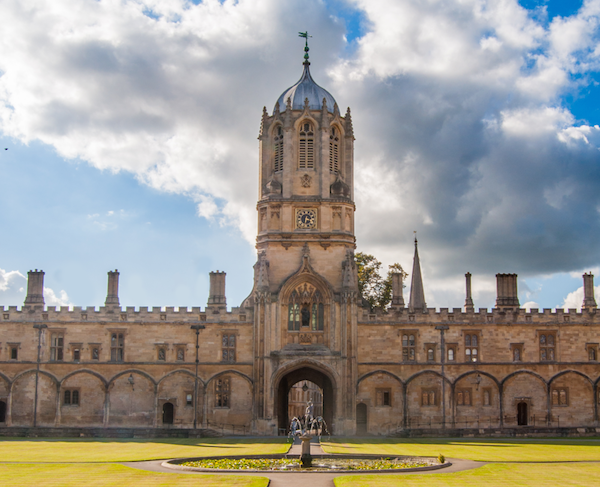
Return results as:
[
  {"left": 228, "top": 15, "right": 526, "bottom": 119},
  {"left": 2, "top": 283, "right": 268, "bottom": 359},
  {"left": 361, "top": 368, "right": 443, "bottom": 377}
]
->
[
  {"left": 123, "top": 458, "right": 485, "bottom": 487},
  {"left": 123, "top": 435, "right": 486, "bottom": 487}
]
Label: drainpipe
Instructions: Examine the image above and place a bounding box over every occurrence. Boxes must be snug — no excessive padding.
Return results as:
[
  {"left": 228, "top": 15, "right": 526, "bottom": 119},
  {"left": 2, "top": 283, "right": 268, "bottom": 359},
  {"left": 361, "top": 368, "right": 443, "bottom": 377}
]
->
[
  {"left": 191, "top": 324, "right": 205, "bottom": 430},
  {"left": 32, "top": 323, "right": 47, "bottom": 427},
  {"left": 435, "top": 325, "right": 449, "bottom": 429}
]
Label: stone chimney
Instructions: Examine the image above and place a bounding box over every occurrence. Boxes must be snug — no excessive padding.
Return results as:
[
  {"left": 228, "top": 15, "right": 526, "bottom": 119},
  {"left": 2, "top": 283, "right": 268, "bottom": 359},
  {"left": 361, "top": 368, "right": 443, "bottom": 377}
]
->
[
  {"left": 582, "top": 273, "right": 597, "bottom": 311},
  {"left": 24, "top": 269, "right": 45, "bottom": 307},
  {"left": 208, "top": 271, "right": 227, "bottom": 308},
  {"left": 391, "top": 271, "right": 405, "bottom": 308},
  {"left": 465, "top": 272, "right": 474, "bottom": 312},
  {"left": 496, "top": 273, "right": 519, "bottom": 308},
  {"left": 105, "top": 270, "right": 120, "bottom": 306}
]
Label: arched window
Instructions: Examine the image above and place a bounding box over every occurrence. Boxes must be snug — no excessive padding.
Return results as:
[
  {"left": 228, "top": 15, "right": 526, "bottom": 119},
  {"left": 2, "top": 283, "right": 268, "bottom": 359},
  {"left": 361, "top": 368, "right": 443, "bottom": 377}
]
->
[
  {"left": 273, "top": 125, "right": 283, "bottom": 172},
  {"left": 288, "top": 285, "right": 324, "bottom": 331},
  {"left": 329, "top": 127, "right": 340, "bottom": 173},
  {"left": 514, "top": 348, "right": 520, "bottom": 362},
  {"left": 299, "top": 122, "right": 314, "bottom": 169},
  {"left": 288, "top": 290, "right": 300, "bottom": 331},
  {"left": 448, "top": 348, "right": 454, "bottom": 361},
  {"left": 427, "top": 348, "right": 434, "bottom": 361}
]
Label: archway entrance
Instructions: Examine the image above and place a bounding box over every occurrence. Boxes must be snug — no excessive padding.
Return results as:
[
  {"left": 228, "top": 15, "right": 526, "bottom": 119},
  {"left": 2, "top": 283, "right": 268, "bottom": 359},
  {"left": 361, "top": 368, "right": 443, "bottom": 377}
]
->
[
  {"left": 356, "top": 402, "right": 367, "bottom": 434},
  {"left": 162, "top": 402, "right": 174, "bottom": 425},
  {"left": 0, "top": 401, "right": 5, "bottom": 423},
  {"left": 517, "top": 402, "right": 528, "bottom": 426},
  {"left": 276, "top": 366, "right": 334, "bottom": 434}
]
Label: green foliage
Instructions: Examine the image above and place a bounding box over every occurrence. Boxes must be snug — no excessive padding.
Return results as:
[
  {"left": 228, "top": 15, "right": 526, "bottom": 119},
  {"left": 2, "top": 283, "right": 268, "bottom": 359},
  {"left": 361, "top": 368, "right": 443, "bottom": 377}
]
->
[
  {"left": 438, "top": 453, "right": 445, "bottom": 464},
  {"left": 355, "top": 253, "right": 406, "bottom": 311}
]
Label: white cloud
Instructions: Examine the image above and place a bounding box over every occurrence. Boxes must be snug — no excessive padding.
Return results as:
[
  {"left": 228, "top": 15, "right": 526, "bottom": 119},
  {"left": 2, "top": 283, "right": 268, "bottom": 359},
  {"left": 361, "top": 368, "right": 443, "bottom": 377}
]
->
[
  {"left": 0, "top": 268, "right": 71, "bottom": 307},
  {"left": 2, "top": 0, "right": 600, "bottom": 307},
  {"left": 44, "top": 287, "right": 72, "bottom": 308}
]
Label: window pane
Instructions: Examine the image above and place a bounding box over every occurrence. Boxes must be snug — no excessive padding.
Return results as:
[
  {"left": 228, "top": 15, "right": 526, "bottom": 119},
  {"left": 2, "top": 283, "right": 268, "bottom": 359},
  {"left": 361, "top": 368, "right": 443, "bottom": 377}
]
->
[
  {"left": 465, "top": 335, "right": 471, "bottom": 346},
  {"left": 72, "top": 390, "right": 79, "bottom": 405},
  {"left": 541, "top": 349, "right": 547, "bottom": 360},
  {"left": 448, "top": 349, "right": 454, "bottom": 361},
  {"left": 222, "top": 350, "right": 228, "bottom": 361},
  {"left": 409, "top": 349, "right": 415, "bottom": 360},
  {"left": 402, "top": 335, "right": 408, "bottom": 346},
  {"left": 222, "top": 336, "right": 228, "bottom": 347},
  {"left": 472, "top": 335, "right": 478, "bottom": 346},
  {"left": 229, "top": 335, "right": 235, "bottom": 347},
  {"left": 548, "top": 335, "right": 554, "bottom": 346},
  {"left": 409, "top": 335, "right": 415, "bottom": 346},
  {"left": 540, "top": 335, "right": 546, "bottom": 344},
  {"left": 466, "top": 348, "right": 471, "bottom": 355},
  {"left": 64, "top": 390, "right": 71, "bottom": 405}
]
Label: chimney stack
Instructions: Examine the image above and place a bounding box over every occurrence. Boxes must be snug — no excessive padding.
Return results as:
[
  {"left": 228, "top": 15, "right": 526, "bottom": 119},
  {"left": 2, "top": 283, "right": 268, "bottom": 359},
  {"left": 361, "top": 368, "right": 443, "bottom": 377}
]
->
[
  {"left": 495, "top": 273, "right": 519, "bottom": 308},
  {"left": 465, "top": 272, "right": 474, "bottom": 312},
  {"left": 582, "top": 273, "right": 597, "bottom": 311},
  {"left": 391, "top": 271, "right": 405, "bottom": 308},
  {"left": 105, "top": 270, "right": 120, "bottom": 306},
  {"left": 208, "top": 271, "right": 227, "bottom": 308},
  {"left": 24, "top": 269, "right": 45, "bottom": 307}
]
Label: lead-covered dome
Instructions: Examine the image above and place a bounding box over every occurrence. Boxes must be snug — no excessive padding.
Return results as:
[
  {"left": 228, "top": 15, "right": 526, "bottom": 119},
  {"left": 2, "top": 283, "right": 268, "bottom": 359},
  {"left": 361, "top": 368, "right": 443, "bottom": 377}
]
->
[{"left": 275, "top": 62, "right": 337, "bottom": 113}]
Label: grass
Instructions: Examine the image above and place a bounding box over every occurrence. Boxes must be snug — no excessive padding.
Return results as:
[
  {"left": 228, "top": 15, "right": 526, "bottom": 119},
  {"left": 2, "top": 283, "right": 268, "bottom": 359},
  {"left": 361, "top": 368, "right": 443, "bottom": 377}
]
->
[
  {"left": 334, "top": 463, "right": 600, "bottom": 486},
  {"left": 0, "top": 437, "right": 290, "bottom": 462},
  {"left": 321, "top": 437, "right": 600, "bottom": 462},
  {"left": 0, "top": 464, "right": 268, "bottom": 486}
]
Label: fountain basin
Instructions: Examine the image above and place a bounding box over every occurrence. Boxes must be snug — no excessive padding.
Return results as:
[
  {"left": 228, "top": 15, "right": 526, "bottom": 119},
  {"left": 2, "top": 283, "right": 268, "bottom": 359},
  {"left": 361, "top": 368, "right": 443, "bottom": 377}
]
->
[{"left": 163, "top": 454, "right": 449, "bottom": 473}]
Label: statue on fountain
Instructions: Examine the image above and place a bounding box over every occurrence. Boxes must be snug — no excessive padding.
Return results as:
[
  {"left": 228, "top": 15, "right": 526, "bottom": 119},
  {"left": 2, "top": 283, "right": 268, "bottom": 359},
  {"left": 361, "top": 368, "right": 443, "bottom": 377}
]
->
[{"left": 305, "top": 400, "right": 314, "bottom": 431}]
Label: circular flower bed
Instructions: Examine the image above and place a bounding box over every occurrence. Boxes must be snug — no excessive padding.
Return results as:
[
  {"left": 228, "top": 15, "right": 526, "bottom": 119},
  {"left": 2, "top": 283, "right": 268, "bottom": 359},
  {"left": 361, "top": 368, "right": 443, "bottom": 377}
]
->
[{"left": 180, "top": 457, "right": 430, "bottom": 471}]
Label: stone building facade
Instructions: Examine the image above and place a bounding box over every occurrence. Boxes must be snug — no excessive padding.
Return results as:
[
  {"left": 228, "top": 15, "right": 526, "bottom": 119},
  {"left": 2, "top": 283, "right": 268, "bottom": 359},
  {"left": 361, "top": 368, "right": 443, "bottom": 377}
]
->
[{"left": 1, "top": 50, "right": 600, "bottom": 436}]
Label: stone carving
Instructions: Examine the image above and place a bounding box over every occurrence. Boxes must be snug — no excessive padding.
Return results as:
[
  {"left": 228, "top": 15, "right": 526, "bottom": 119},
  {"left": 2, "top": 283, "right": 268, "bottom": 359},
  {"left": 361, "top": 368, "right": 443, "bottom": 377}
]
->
[{"left": 301, "top": 174, "right": 311, "bottom": 188}]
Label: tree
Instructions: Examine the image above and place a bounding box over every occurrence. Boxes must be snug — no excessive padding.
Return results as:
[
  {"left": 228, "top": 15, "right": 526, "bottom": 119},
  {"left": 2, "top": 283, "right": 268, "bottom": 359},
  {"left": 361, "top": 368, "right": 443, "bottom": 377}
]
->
[{"left": 355, "top": 252, "right": 407, "bottom": 311}]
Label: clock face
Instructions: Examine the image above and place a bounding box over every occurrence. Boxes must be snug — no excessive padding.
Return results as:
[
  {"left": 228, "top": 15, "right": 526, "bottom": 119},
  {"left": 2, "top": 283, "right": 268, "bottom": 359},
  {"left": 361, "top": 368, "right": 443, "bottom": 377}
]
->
[{"left": 296, "top": 209, "right": 317, "bottom": 229}]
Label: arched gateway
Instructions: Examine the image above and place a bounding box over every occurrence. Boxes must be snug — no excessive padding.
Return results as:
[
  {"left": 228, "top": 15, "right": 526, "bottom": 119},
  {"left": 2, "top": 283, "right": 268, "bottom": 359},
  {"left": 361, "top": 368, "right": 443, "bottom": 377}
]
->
[{"left": 276, "top": 366, "right": 335, "bottom": 433}]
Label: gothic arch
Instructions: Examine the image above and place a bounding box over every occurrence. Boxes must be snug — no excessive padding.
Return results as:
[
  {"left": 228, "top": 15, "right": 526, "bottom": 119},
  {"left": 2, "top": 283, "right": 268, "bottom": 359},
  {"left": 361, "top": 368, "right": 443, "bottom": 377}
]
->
[
  {"left": 453, "top": 370, "right": 501, "bottom": 388},
  {"left": 501, "top": 369, "right": 548, "bottom": 388},
  {"left": 356, "top": 370, "right": 403, "bottom": 392},
  {"left": 205, "top": 370, "right": 253, "bottom": 389},
  {"left": 108, "top": 369, "right": 157, "bottom": 388},
  {"left": 11, "top": 369, "right": 59, "bottom": 391},
  {"left": 405, "top": 370, "right": 452, "bottom": 387},
  {"left": 157, "top": 369, "right": 200, "bottom": 387},
  {"left": 279, "top": 260, "right": 334, "bottom": 302},
  {"left": 271, "top": 358, "right": 339, "bottom": 390},
  {"left": 0, "top": 372, "right": 11, "bottom": 389},
  {"left": 61, "top": 369, "right": 108, "bottom": 389},
  {"left": 549, "top": 370, "right": 593, "bottom": 386}
]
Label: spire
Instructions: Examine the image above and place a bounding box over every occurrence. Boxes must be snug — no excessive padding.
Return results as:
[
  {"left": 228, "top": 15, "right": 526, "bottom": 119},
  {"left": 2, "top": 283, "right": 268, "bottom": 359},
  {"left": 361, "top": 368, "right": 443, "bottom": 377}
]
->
[{"left": 408, "top": 233, "right": 426, "bottom": 312}]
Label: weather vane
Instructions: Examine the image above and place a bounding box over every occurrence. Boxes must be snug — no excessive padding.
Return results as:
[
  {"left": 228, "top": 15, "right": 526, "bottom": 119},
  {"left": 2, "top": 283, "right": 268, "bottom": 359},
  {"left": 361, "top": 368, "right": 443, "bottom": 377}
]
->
[{"left": 298, "top": 31, "right": 312, "bottom": 62}]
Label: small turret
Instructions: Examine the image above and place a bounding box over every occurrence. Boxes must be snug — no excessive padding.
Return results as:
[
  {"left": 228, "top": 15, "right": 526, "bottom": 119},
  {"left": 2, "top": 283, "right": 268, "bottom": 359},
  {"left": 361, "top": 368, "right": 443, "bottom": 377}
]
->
[
  {"left": 105, "top": 270, "right": 120, "bottom": 307},
  {"left": 495, "top": 274, "right": 519, "bottom": 309},
  {"left": 582, "top": 273, "right": 597, "bottom": 311},
  {"left": 207, "top": 271, "right": 227, "bottom": 309},
  {"left": 465, "top": 272, "right": 474, "bottom": 312},
  {"left": 24, "top": 269, "right": 45, "bottom": 307}
]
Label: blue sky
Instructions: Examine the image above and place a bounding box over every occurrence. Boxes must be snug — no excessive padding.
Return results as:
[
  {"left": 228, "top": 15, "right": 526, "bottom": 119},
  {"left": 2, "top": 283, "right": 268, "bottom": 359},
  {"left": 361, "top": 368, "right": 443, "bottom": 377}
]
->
[{"left": 1, "top": 0, "right": 600, "bottom": 311}]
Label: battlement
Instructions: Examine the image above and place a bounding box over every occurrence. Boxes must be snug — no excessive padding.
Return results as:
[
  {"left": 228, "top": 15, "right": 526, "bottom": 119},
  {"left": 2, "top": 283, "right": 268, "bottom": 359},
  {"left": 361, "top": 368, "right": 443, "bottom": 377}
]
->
[
  {"left": 361, "top": 305, "right": 594, "bottom": 325},
  {"left": 0, "top": 304, "right": 253, "bottom": 323}
]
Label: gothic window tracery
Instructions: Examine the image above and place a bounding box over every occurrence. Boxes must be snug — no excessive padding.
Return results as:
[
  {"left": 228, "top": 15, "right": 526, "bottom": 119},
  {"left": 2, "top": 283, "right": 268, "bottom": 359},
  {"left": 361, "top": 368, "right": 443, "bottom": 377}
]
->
[
  {"left": 273, "top": 125, "right": 283, "bottom": 172},
  {"left": 329, "top": 126, "right": 340, "bottom": 173},
  {"left": 299, "top": 122, "right": 314, "bottom": 169},
  {"left": 287, "top": 283, "right": 324, "bottom": 331}
]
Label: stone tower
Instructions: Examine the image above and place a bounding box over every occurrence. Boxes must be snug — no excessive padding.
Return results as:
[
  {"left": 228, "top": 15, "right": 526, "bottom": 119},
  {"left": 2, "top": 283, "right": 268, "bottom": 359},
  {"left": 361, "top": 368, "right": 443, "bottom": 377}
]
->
[{"left": 249, "top": 42, "right": 359, "bottom": 434}]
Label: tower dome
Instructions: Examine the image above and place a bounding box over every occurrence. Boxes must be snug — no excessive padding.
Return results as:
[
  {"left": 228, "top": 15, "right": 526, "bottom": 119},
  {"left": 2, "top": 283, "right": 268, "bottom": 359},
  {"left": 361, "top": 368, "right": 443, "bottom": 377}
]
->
[{"left": 275, "top": 61, "right": 337, "bottom": 113}]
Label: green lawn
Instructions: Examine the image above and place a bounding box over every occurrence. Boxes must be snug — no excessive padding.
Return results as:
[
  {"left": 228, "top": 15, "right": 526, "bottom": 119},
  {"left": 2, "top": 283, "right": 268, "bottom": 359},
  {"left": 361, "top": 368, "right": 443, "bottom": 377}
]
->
[
  {"left": 0, "top": 437, "right": 290, "bottom": 462},
  {"left": 0, "top": 464, "right": 268, "bottom": 486},
  {"left": 322, "top": 437, "right": 600, "bottom": 462},
  {"left": 334, "top": 463, "right": 600, "bottom": 487}
]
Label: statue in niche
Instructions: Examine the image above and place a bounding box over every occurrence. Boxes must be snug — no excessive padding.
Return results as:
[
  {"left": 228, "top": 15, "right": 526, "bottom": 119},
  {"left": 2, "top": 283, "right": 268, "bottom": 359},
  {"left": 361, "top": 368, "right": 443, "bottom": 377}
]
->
[{"left": 301, "top": 306, "right": 310, "bottom": 327}]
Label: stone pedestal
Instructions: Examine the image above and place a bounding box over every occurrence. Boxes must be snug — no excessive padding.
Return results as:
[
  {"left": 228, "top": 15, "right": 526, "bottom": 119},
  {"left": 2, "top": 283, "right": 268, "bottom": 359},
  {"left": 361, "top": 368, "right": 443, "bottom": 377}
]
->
[{"left": 300, "top": 433, "right": 313, "bottom": 468}]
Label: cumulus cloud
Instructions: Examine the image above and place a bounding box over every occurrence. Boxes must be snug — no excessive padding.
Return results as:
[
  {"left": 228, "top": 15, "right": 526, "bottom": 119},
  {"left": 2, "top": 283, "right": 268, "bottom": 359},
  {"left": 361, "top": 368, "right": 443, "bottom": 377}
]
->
[
  {"left": 0, "top": 268, "right": 71, "bottom": 307},
  {"left": 561, "top": 285, "right": 600, "bottom": 310},
  {"left": 0, "top": 268, "right": 26, "bottom": 304},
  {"left": 2, "top": 0, "right": 600, "bottom": 307}
]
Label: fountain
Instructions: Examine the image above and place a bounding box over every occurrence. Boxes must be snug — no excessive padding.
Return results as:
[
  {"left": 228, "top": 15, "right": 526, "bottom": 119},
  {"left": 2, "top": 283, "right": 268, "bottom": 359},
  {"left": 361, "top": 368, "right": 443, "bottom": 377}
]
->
[{"left": 162, "top": 401, "right": 450, "bottom": 474}]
